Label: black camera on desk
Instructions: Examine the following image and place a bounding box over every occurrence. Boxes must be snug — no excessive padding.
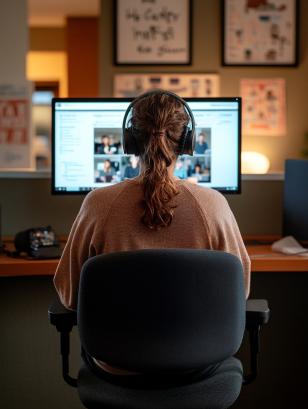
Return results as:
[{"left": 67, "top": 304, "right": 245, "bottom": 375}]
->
[{"left": 14, "top": 226, "right": 62, "bottom": 259}]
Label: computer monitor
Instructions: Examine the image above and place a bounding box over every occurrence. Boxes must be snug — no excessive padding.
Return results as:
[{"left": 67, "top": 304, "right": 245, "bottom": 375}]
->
[
  {"left": 283, "top": 159, "right": 308, "bottom": 242},
  {"left": 52, "top": 97, "right": 241, "bottom": 194}
]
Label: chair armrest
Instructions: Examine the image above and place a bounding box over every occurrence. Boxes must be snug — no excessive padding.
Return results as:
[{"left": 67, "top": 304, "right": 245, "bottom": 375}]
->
[
  {"left": 48, "top": 298, "right": 77, "bottom": 387},
  {"left": 246, "top": 299, "right": 270, "bottom": 328},
  {"left": 48, "top": 298, "right": 77, "bottom": 332},
  {"left": 243, "top": 299, "right": 270, "bottom": 385}
]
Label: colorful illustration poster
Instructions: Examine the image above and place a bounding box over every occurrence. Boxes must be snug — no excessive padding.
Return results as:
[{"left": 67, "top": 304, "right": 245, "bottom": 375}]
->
[
  {"left": 224, "top": 0, "right": 297, "bottom": 65},
  {"left": 114, "top": 74, "right": 220, "bottom": 97},
  {"left": 241, "top": 78, "right": 286, "bottom": 136},
  {"left": 0, "top": 84, "right": 32, "bottom": 169}
]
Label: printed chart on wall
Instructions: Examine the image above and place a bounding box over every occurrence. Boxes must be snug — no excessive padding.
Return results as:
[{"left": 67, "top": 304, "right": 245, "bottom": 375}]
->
[
  {"left": 241, "top": 78, "right": 286, "bottom": 136},
  {"left": 0, "top": 84, "right": 32, "bottom": 169},
  {"left": 114, "top": 74, "right": 220, "bottom": 97},
  {"left": 115, "top": 0, "right": 191, "bottom": 64},
  {"left": 223, "top": 0, "right": 298, "bottom": 65}
]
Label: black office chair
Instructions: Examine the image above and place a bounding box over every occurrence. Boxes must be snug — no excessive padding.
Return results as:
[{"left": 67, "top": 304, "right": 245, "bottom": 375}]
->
[{"left": 49, "top": 249, "right": 270, "bottom": 409}]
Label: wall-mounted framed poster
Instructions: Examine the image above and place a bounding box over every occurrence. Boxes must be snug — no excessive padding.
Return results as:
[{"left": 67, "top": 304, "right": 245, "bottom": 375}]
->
[
  {"left": 222, "top": 0, "right": 299, "bottom": 66},
  {"left": 114, "top": 0, "right": 192, "bottom": 65}
]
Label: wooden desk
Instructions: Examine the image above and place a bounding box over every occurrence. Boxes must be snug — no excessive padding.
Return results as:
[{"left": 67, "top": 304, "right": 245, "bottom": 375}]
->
[
  {"left": 1, "top": 244, "right": 308, "bottom": 277},
  {"left": 0, "top": 255, "right": 57, "bottom": 277},
  {"left": 248, "top": 245, "right": 308, "bottom": 272}
]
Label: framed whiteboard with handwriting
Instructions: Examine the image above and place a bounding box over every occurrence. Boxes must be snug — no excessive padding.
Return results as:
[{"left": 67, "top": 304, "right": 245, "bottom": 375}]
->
[{"left": 114, "top": 0, "right": 192, "bottom": 65}]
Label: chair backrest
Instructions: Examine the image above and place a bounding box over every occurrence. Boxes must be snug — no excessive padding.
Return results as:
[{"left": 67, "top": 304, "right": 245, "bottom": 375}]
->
[
  {"left": 283, "top": 159, "right": 308, "bottom": 241},
  {"left": 77, "top": 249, "right": 245, "bottom": 372}
]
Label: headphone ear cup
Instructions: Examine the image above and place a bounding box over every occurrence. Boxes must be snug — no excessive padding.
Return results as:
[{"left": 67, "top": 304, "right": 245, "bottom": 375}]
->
[
  {"left": 180, "top": 127, "right": 195, "bottom": 155},
  {"left": 123, "top": 127, "right": 139, "bottom": 155}
]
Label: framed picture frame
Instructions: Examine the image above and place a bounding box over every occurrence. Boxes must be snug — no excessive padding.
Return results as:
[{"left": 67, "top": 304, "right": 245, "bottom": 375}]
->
[
  {"left": 114, "top": 0, "right": 192, "bottom": 65},
  {"left": 222, "top": 0, "right": 299, "bottom": 66},
  {"left": 113, "top": 73, "right": 220, "bottom": 97}
]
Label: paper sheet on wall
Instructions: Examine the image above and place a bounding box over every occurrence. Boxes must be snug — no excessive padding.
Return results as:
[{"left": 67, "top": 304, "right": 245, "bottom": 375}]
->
[
  {"left": 241, "top": 78, "right": 286, "bottom": 136},
  {"left": 0, "top": 83, "right": 33, "bottom": 169},
  {"left": 114, "top": 74, "right": 220, "bottom": 98}
]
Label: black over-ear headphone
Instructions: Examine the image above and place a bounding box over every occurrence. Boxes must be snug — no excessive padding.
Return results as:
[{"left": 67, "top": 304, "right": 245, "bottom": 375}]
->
[{"left": 122, "top": 90, "right": 196, "bottom": 156}]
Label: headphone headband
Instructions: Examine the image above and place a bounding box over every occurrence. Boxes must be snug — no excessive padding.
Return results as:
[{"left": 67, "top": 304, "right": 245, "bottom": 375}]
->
[{"left": 122, "top": 89, "right": 196, "bottom": 156}]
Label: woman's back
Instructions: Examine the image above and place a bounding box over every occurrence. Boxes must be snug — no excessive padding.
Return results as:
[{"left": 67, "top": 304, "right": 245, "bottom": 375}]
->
[{"left": 54, "top": 177, "right": 250, "bottom": 309}]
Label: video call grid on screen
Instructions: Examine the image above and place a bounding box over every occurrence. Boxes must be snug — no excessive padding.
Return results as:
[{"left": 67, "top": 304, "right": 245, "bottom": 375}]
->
[{"left": 52, "top": 97, "right": 241, "bottom": 194}]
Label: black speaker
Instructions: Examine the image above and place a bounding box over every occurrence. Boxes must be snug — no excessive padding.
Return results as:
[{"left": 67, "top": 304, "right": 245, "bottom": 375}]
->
[
  {"left": 283, "top": 159, "right": 308, "bottom": 241},
  {"left": 122, "top": 90, "right": 195, "bottom": 156}
]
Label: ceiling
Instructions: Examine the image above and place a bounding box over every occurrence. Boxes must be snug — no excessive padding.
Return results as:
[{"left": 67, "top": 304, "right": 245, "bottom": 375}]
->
[{"left": 28, "top": 0, "right": 100, "bottom": 26}]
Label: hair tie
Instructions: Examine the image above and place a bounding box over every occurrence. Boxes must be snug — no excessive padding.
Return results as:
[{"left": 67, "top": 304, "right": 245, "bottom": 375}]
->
[{"left": 153, "top": 130, "right": 165, "bottom": 139}]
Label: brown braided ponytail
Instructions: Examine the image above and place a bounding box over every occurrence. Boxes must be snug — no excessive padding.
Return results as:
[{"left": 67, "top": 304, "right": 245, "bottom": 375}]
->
[{"left": 131, "top": 92, "right": 189, "bottom": 230}]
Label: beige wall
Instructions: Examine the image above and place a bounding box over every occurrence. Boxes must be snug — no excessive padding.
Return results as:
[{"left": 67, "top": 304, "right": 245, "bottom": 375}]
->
[
  {"left": 0, "top": 177, "right": 283, "bottom": 236},
  {"left": 99, "top": 0, "right": 308, "bottom": 172},
  {"left": 0, "top": 0, "right": 28, "bottom": 82}
]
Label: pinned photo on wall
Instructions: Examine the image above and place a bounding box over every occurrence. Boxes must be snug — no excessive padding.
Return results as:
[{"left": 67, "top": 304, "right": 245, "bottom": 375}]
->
[
  {"left": 241, "top": 78, "right": 286, "bottom": 136},
  {"left": 222, "top": 0, "right": 299, "bottom": 66},
  {"left": 114, "top": 74, "right": 220, "bottom": 97}
]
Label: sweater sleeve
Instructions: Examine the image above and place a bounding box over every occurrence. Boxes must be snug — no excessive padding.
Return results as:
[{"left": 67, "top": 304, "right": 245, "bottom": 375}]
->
[
  {"left": 53, "top": 193, "right": 97, "bottom": 310},
  {"left": 210, "top": 195, "right": 251, "bottom": 299}
]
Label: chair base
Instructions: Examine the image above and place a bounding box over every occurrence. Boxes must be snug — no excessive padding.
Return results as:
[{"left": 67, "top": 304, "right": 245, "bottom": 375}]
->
[{"left": 78, "top": 357, "right": 243, "bottom": 409}]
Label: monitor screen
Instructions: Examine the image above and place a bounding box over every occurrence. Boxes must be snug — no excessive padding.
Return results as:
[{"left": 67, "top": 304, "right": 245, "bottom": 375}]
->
[{"left": 52, "top": 97, "right": 241, "bottom": 194}]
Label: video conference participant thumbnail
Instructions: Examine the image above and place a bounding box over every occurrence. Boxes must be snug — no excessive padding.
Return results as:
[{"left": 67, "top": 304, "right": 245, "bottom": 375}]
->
[
  {"left": 194, "top": 129, "right": 210, "bottom": 154},
  {"left": 94, "top": 128, "right": 122, "bottom": 155},
  {"left": 94, "top": 158, "right": 121, "bottom": 183}
]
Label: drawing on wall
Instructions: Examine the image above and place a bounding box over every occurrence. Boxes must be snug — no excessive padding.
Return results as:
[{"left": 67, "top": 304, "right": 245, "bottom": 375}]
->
[
  {"left": 115, "top": 0, "right": 191, "bottom": 65},
  {"left": 114, "top": 74, "right": 220, "bottom": 97},
  {"left": 222, "top": 0, "right": 298, "bottom": 66},
  {"left": 0, "top": 83, "right": 32, "bottom": 169},
  {"left": 241, "top": 78, "right": 286, "bottom": 136}
]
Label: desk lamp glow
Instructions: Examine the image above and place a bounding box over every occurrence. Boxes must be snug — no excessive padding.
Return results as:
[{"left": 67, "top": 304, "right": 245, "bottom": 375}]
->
[{"left": 241, "top": 151, "right": 270, "bottom": 174}]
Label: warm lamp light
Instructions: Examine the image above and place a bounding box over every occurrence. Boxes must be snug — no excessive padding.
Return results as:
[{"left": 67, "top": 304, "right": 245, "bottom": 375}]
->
[{"left": 241, "top": 151, "right": 270, "bottom": 174}]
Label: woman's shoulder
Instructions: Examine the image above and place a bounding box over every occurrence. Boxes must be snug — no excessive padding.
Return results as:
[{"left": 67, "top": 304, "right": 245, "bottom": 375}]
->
[
  {"left": 179, "top": 180, "right": 227, "bottom": 205},
  {"left": 82, "top": 179, "right": 139, "bottom": 211},
  {"left": 178, "top": 181, "right": 233, "bottom": 227}
]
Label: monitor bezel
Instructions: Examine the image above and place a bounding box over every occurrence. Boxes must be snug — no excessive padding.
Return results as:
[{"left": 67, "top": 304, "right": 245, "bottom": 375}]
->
[{"left": 51, "top": 97, "right": 241, "bottom": 195}]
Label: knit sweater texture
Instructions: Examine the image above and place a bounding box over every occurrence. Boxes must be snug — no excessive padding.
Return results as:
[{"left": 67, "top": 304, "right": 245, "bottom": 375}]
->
[{"left": 54, "top": 178, "right": 251, "bottom": 309}]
